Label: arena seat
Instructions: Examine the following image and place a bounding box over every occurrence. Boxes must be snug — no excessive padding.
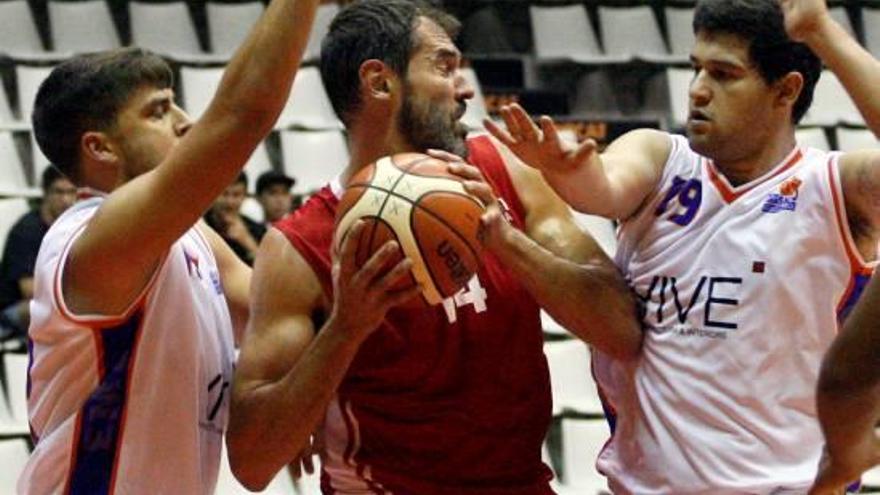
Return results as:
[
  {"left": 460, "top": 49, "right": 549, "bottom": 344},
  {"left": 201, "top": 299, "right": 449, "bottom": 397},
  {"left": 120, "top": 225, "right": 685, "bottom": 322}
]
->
[
  {"left": 0, "top": 132, "right": 32, "bottom": 196},
  {"left": 664, "top": 5, "right": 695, "bottom": 62},
  {"left": 836, "top": 127, "right": 878, "bottom": 152},
  {"left": 0, "top": 0, "right": 44, "bottom": 55},
  {"left": 48, "top": 0, "right": 121, "bottom": 54},
  {"left": 279, "top": 130, "right": 348, "bottom": 194},
  {"left": 129, "top": 0, "right": 203, "bottom": 57},
  {"left": 598, "top": 5, "right": 671, "bottom": 63},
  {"left": 530, "top": 4, "right": 617, "bottom": 65},
  {"left": 277, "top": 67, "right": 342, "bottom": 130}
]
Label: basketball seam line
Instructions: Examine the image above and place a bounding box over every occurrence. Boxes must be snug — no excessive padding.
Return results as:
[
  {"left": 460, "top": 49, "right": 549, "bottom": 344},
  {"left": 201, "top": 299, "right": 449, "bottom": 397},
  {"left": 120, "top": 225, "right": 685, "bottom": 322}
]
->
[{"left": 351, "top": 182, "right": 483, "bottom": 266}]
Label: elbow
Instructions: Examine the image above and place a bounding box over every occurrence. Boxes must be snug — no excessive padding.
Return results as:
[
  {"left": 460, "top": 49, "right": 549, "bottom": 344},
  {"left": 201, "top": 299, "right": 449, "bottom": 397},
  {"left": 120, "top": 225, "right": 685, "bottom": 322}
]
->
[
  {"left": 226, "top": 399, "right": 274, "bottom": 492},
  {"left": 597, "top": 321, "right": 642, "bottom": 362},
  {"left": 226, "top": 434, "right": 273, "bottom": 492}
]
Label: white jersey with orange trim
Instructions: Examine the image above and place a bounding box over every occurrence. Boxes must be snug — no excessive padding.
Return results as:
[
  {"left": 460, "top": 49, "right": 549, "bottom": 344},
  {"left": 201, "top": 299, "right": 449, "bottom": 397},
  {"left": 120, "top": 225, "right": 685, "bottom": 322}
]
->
[
  {"left": 19, "top": 197, "right": 236, "bottom": 495},
  {"left": 594, "top": 134, "right": 872, "bottom": 494}
]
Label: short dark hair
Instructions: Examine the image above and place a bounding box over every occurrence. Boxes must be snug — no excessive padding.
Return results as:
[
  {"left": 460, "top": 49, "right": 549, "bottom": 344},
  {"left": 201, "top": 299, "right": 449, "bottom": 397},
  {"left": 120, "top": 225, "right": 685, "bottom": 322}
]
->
[
  {"left": 234, "top": 171, "right": 248, "bottom": 188},
  {"left": 320, "top": 0, "right": 460, "bottom": 127},
  {"left": 40, "top": 165, "right": 69, "bottom": 193},
  {"left": 693, "top": 0, "right": 822, "bottom": 124},
  {"left": 256, "top": 170, "right": 295, "bottom": 195},
  {"left": 31, "top": 48, "right": 173, "bottom": 183}
]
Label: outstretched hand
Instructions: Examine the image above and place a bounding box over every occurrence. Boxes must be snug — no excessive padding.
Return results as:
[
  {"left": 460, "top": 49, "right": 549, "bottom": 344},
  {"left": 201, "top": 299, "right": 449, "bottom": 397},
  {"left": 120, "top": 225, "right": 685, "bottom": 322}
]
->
[
  {"left": 330, "top": 220, "right": 420, "bottom": 340},
  {"left": 484, "top": 104, "right": 598, "bottom": 177},
  {"left": 779, "top": 0, "right": 830, "bottom": 43}
]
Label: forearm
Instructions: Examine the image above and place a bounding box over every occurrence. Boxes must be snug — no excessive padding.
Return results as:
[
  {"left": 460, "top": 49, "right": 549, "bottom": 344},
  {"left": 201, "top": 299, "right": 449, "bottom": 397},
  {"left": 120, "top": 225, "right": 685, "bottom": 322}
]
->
[
  {"left": 212, "top": 0, "right": 319, "bottom": 128},
  {"left": 803, "top": 15, "right": 880, "bottom": 135},
  {"left": 492, "top": 227, "right": 641, "bottom": 359},
  {"left": 817, "top": 276, "right": 880, "bottom": 458},
  {"left": 228, "top": 322, "right": 363, "bottom": 490},
  {"left": 541, "top": 156, "right": 622, "bottom": 219}
]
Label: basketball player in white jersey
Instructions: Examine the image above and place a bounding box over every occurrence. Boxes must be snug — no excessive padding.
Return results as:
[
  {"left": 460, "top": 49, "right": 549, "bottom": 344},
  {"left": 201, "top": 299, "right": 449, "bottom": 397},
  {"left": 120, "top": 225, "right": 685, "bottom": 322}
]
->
[
  {"left": 19, "top": 0, "right": 321, "bottom": 493},
  {"left": 486, "top": 0, "right": 880, "bottom": 492},
  {"left": 779, "top": 0, "right": 880, "bottom": 493}
]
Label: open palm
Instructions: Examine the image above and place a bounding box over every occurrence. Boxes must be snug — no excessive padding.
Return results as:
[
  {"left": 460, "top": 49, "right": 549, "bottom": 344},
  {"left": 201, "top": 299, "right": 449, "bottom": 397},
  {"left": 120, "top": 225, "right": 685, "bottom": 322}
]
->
[{"left": 485, "top": 104, "right": 597, "bottom": 177}]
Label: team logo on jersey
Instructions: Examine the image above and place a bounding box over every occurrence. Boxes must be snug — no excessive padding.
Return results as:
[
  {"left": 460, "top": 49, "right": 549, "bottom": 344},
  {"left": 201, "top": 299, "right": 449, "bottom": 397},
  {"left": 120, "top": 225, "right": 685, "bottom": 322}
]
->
[
  {"left": 762, "top": 177, "right": 802, "bottom": 213},
  {"left": 183, "top": 249, "right": 202, "bottom": 279}
]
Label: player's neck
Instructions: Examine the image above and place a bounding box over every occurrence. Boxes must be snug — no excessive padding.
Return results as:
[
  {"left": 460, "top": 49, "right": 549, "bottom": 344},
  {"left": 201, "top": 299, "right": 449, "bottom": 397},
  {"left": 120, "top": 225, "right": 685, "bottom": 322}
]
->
[
  {"left": 713, "top": 133, "right": 797, "bottom": 187},
  {"left": 346, "top": 127, "right": 420, "bottom": 183}
]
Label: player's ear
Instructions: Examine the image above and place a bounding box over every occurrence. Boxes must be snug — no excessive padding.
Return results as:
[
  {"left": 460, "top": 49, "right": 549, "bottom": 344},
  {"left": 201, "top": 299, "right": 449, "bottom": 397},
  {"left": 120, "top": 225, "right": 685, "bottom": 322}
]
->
[
  {"left": 775, "top": 71, "right": 803, "bottom": 112},
  {"left": 81, "top": 131, "right": 120, "bottom": 166},
  {"left": 360, "top": 59, "right": 393, "bottom": 102}
]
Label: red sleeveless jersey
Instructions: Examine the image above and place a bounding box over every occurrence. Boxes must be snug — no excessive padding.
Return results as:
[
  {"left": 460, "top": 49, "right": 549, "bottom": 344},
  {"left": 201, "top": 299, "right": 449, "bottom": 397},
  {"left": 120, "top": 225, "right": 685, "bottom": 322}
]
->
[{"left": 275, "top": 136, "right": 553, "bottom": 494}]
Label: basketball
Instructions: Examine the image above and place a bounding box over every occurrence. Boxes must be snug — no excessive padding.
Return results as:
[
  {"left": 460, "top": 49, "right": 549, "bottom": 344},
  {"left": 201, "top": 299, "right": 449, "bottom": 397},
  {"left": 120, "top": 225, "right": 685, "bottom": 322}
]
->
[{"left": 334, "top": 153, "right": 486, "bottom": 305}]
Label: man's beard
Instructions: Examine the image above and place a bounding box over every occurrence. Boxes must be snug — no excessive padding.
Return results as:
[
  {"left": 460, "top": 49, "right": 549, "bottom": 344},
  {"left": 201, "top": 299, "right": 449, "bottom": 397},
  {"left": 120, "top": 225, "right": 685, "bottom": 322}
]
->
[{"left": 398, "top": 88, "right": 469, "bottom": 159}]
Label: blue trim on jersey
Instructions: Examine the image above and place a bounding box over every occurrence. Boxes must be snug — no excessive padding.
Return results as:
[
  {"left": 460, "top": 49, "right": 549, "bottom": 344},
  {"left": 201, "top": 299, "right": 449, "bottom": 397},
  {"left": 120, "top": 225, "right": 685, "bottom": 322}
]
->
[
  {"left": 68, "top": 311, "right": 142, "bottom": 495},
  {"left": 600, "top": 398, "right": 617, "bottom": 433},
  {"left": 837, "top": 273, "right": 871, "bottom": 323}
]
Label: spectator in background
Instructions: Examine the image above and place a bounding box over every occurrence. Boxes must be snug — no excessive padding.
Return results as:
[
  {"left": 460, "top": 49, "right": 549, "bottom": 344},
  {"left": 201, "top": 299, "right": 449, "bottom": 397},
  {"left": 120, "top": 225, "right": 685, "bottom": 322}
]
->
[
  {"left": 205, "top": 171, "right": 266, "bottom": 265},
  {"left": 0, "top": 167, "right": 75, "bottom": 342},
  {"left": 255, "top": 170, "right": 295, "bottom": 225}
]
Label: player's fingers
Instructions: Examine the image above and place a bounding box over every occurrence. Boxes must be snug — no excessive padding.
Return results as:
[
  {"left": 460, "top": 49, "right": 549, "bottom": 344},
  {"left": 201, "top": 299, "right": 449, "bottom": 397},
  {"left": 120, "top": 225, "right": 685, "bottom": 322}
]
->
[
  {"left": 539, "top": 116, "right": 561, "bottom": 150},
  {"left": 572, "top": 138, "right": 598, "bottom": 165},
  {"left": 356, "top": 241, "right": 401, "bottom": 286},
  {"left": 447, "top": 161, "right": 485, "bottom": 181},
  {"left": 484, "top": 118, "right": 517, "bottom": 148},
  {"left": 427, "top": 148, "right": 465, "bottom": 164},
  {"left": 337, "top": 220, "right": 365, "bottom": 277},
  {"left": 384, "top": 283, "right": 423, "bottom": 308},
  {"left": 501, "top": 106, "right": 524, "bottom": 140},
  {"left": 462, "top": 180, "right": 495, "bottom": 206},
  {"left": 375, "top": 258, "right": 415, "bottom": 291},
  {"left": 511, "top": 104, "right": 540, "bottom": 141}
]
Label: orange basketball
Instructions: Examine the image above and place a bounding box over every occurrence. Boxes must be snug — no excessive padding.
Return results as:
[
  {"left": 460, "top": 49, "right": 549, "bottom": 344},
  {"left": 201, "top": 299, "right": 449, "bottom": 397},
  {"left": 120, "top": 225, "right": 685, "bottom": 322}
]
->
[{"left": 335, "top": 153, "right": 485, "bottom": 305}]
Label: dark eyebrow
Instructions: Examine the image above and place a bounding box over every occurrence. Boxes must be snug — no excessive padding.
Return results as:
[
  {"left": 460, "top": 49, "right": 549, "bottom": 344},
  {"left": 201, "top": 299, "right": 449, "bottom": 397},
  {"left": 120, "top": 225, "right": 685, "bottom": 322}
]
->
[
  {"left": 434, "top": 47, "right": 460, "bottom": 62},
  {"left": 690, "top": 55, "right": 747, "bottom": 72},
  {"left": 143, "top": 93, "right": 173, "bottom": 114}
]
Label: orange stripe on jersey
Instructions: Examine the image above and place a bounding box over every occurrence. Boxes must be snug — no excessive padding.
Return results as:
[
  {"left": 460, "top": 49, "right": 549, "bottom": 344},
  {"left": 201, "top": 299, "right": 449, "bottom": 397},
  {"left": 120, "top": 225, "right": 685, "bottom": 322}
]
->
[
  {"left": 707, "top": 147, "right": 803, "bottom": 204},
  {"left": 52, "top": 220, "right": 163, "bottom": 328},
  {"left": 827, "top": 156, "right": 872, "bottom": 274},
  {"left": 62, "top": 411, "right": 85, "bottom": 495}
]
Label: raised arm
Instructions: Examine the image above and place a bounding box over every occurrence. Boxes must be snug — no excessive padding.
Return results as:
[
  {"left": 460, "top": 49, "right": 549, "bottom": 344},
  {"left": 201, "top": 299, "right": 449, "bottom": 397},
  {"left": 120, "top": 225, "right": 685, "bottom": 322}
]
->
[
  {"left": 227, "top": 225, "right": 419, "bottom": 490},
  {"left": 484, "top": 104, "right": 670, "bottom": 221},
  {"left": 65, "top": 0, "right": 319, "bottom": 316},
  {"left": 810, "top": 273, "right": 880, "bottom": 494},
  {"left": 781, "top": 0, "right": 880, "bottom": 135}
]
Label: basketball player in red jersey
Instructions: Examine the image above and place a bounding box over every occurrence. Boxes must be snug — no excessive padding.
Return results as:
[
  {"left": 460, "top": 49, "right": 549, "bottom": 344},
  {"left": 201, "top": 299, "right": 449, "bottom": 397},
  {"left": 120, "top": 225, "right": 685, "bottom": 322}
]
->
[
  {"left": 780, "top": 0, "right": 880, "bottom": 493},
  {"left": 227, "top": 1, "right": 640, "bottom": 492}
]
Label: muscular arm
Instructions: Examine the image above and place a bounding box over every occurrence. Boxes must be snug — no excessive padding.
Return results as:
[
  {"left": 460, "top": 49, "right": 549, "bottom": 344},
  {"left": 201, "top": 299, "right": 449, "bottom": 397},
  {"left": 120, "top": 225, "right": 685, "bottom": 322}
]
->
[
  {"left": 838, "top": 151, "right": 880, "bottom": 255},
  {"left": 228, "top": 227, "right": 418, "bottom": 490},
  {"left": 486, "top": 105, "right": 670, "bottom": 221},
  {"left": 783, "top": 0, "right": 880, "bottom": 135},
  {"left": 812, "top": 274, "right": 880, "bottom": 490},
  {"left": 64, "top": 0, "right": 319, "bottom": 317},
  {"left": 545, "top": 129, "right": 671, "bottom": 221},
  {"left": 483, "top": 141, "right": 642, "bottom": 359}
]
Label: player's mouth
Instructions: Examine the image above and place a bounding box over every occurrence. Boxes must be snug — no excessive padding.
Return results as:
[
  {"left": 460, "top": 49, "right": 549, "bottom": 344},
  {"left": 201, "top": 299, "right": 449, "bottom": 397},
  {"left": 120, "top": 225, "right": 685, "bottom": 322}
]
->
[{"left": 688, "top": 109, "right": 711, "bottom": 123}]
